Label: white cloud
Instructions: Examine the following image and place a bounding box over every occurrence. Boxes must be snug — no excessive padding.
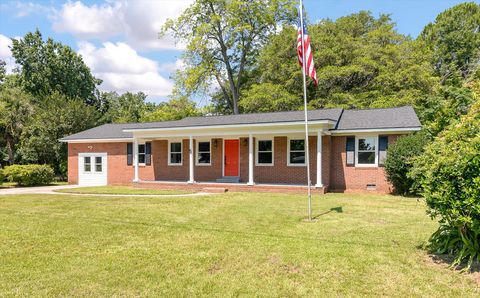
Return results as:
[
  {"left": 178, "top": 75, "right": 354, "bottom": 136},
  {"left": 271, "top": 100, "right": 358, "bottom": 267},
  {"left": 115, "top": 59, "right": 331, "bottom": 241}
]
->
[
  {"left": 52, "top": 1, "right": 124, "bottom": 39},
  {"left": 78, "top": 41, "right": 176, "bottom": 96},
  {"left": 0, "top": 34, "right": 16, "bottom": 73},
  {"left": 53, "top": 0, "right": 193, "bottom": 50},
  {"left": 14, "top": 1, "right": 54, "bottom": 18}
]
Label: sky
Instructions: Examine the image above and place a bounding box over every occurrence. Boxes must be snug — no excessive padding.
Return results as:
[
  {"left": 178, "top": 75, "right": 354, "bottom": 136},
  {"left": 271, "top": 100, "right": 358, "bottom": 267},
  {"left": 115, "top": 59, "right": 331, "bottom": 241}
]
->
[{"left": 0, "top": 0, "right": 477, "bottom": 104}]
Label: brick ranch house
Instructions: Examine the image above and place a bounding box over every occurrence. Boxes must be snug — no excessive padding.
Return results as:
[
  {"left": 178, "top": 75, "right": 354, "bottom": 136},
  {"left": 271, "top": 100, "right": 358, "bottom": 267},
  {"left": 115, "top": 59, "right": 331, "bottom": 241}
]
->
[{"left": 60, "top": 106, "right": 421, "bottom": 193}]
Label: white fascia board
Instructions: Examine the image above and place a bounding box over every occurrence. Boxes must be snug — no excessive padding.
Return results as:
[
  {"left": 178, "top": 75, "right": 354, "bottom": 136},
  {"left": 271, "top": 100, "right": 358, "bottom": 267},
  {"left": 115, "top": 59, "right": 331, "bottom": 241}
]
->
[
  {"left": 61, "top": 138, "right": 134, "bottom": 143},
  {"left": 123, "top": 120, "right": 336, "bottom": 133},
  {"left": 330, "top": 127, "right": 421, "bottom": 135}
]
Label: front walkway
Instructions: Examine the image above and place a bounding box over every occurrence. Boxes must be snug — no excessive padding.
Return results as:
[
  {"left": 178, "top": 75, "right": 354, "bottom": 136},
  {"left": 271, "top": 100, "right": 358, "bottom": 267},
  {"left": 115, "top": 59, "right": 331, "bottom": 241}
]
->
[{"left": 0, "top": 184, "right": 212, "bottom": 197}]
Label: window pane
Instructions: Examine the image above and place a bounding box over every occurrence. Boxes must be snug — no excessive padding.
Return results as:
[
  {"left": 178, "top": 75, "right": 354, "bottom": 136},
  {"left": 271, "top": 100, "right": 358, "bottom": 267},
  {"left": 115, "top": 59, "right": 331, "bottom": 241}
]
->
[
  {"left": 198, "top": 152, "right": 211, "bottom": 164},
  {"left": 198, "top": 142, "right": 210, "bottom": 152},
  {"left": 84, "top": 157, "right": 91, "bottom": 172},
  {"left": 95, "top": 156, "right": 102, "bottom": 172},
  {"left": 290, "top": 140, "right": 305, "bottom": 151},
  {"left": 138, "top": 144, "right": 146, "bottom": 154},
  {"left": 170, "top": 142, "right": 181, "bottom": 153},
  {"left": 358, "top": 152, "right": 375, "bottom": 164},
  {"left": 258, "top": 152, "right": 272, "bottom": 164},
  {"left": 290, "top": 152, "right": 305, "bottom": 164},
  {"left": 138, "top": 154, "right": 146, "bottom": 164},
  {"left": 170, "top": 153, "right": 182, "bottom": 164},
  {"left": 358, "top": 138, "right": 375, "bottom": 151},
  {"left": 258, "top": 140, "right": 272, "bottom": 152}
]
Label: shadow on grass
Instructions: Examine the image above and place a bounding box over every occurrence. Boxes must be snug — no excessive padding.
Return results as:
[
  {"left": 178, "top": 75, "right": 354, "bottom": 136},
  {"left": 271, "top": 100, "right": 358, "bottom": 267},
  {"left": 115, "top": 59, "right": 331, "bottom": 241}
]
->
[
  {"left": 312, "top": 206, "right": 343, "bottom": 220},
  {"left": 428, "top": 254, "right": 480, "bottom": 274}
]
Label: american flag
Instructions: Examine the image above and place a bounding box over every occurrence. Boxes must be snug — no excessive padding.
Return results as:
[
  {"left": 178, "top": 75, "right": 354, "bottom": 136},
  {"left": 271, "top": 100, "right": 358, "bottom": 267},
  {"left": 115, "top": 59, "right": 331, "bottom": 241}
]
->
[{"left": 297, "top": 9, "right": 318, "bottom": 86}]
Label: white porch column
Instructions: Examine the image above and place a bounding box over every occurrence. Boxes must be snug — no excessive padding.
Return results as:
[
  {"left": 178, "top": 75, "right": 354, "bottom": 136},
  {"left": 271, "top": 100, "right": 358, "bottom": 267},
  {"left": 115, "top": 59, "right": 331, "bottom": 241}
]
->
[
  {"left": 315, "top": 130, "right": 323, "bottom": 188},
  {"left": 248, "top": 134, "right": 254, "bottom": 186},
  {"left": 133, "top": 138, "right": 139, "bottom": 182},
  {"left": 188, "top": 136, "right": 195, "bottom": 183}
]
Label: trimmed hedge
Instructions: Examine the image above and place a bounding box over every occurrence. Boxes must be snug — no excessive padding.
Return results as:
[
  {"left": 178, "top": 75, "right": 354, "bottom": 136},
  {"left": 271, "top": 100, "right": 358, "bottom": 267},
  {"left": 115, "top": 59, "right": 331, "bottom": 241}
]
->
[{"left": 3, "top": 164, "right": 54, "bottom": 186}]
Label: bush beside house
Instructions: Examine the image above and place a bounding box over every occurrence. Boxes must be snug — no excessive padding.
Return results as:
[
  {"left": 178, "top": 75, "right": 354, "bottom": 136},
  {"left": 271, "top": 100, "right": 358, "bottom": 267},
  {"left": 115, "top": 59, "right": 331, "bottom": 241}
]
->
[
  {"left": 0, "top": 169, "right": 4, "bottom": 186},
  {"left": 384, "top": 132, "right": 430, "bottom": 195},
  {"left": 3, "top": 164, "right": 54, "bottom": 186},
  {"left": 412, "top": 100, "right": 480, "bottom": 269}
]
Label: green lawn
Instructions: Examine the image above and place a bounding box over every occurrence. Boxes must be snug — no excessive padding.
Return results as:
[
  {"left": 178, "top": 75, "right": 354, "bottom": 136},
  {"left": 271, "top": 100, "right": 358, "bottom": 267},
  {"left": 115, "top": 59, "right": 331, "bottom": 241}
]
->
[
  {"left": 54, "top": 185, "right": 193, "bottom": 195},
  {"left": 0, "top": 192, "right": 478, "bottom": 296}
]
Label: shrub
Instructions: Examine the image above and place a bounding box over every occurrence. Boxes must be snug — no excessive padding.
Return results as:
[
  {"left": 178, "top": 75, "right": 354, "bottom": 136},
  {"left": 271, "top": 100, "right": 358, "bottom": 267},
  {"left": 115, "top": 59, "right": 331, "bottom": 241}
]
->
[
  {"left": 384, "top": 132, "right": 430, "bottom": 195},
  {"left": 3, "top": 164, "right": 54, "bottom": 186},
  {"left": 411, "top": 100, "right": 480, "bottom": 269},
  {"left": 0, "top": 169, "right": 4, "bottom": 186}
]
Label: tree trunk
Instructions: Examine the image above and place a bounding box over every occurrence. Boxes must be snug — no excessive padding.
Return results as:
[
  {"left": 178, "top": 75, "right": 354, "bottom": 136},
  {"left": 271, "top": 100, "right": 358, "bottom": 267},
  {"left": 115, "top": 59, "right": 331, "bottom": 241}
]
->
[{"left": 5, "top": 134, "right": 14, "bottom": 165}]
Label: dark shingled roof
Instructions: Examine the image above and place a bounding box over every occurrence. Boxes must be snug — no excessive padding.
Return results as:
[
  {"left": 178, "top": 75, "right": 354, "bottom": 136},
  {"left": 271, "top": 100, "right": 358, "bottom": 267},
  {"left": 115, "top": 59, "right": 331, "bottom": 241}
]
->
[
  {"left": 60, "top": 123, "right": 137, "bottom": 141},
  {"left": 335, "top": 106, "right": 421, "bottom": 131},
  {"left": 60, "top": 106, "right": 421, "bottom": 141},
  {"left": 126, "top": 108, "right": 343, "bottom": 130}
]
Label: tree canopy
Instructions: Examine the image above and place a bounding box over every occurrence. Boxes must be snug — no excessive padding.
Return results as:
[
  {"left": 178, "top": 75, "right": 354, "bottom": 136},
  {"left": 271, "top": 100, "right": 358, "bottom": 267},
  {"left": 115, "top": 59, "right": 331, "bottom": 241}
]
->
[
  {"left": 163, "top": 0, "right": 297, "bottom": 114},
  {"left": 10, "top": 30, "right": 101, "bottom": 106}
]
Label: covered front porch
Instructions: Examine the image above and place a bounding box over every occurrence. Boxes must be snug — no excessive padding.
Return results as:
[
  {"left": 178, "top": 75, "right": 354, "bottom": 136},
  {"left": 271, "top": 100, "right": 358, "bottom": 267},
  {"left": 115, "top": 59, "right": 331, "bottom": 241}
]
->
[{"left": 125, "top": 119, "right": 334, "bottom": 189}]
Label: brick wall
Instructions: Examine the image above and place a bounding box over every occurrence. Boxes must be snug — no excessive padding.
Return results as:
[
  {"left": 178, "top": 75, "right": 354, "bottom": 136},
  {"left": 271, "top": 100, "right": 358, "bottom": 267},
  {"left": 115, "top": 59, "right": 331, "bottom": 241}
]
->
[
  {"left": 67, "top": 134, "right": 400, "bottom": 193},
  {"left": 329, "top": 135, "right": 401, "bottom": 192},
  {"left": 68, "top": 142, "right": 153, "bottom": 185}
]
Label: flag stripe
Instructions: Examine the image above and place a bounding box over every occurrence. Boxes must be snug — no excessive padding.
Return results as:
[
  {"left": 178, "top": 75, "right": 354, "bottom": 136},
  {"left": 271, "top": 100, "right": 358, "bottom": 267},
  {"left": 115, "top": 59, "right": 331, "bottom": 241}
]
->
[{"left": 297, "top": 10, "right": 318, "bottom": 86}]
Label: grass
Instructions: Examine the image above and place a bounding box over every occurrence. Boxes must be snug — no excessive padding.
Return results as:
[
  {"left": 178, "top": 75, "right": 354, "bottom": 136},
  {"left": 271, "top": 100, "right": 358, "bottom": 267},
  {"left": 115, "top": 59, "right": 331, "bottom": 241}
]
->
[
  {"left": 0, "top": 192, "right": 478, "bottom": 297},
  {"left": 54, "top": 185, "right": 193, "bottom": 195},
  {"left": 0, "top": 181, "right": 68, "bottom": 189}
]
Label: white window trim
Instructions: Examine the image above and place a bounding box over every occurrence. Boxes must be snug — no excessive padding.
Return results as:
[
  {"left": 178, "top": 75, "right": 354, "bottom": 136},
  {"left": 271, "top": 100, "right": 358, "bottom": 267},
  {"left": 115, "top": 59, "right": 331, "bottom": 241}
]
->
[
  {"left": 196, "top": 139, "right": 212, "bottom": 166},
  {"left": 355, "top": 135, "right": 378, "bottom": 167},
  {"left": 287, "top": 137, "right": 306, "bottom": 167},
  {"left": 255, "top": 138, "right": 274, "bottom": 166},
  {"left": 168, "top": 140, "right": 183, "bottom": 166},
  {"left": 79, "top": 152, "right": 107, "bottom": 175},
  {"left": 137, "top": 142, "right": 146, "bottom": 166}
]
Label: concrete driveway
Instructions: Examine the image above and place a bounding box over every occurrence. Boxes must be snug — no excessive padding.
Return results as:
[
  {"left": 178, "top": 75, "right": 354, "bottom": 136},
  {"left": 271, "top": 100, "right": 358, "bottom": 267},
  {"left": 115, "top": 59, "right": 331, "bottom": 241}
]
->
[{"left": 0, "top": 184, "right": 81, "bottom": 195}]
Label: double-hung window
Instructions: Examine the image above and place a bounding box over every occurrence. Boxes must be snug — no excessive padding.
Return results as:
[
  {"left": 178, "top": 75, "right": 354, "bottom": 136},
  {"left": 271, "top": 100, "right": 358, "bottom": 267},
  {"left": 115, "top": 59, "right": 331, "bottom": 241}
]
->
[
  {"left": 288, "top": 139, "right": 306, "bottom": 166},
  {"left": 95, "top": 156, "right": 102, "bottom": 172},
  {"left": 84, "top": 156, "right": 91, "bottom": 172},
  {"left": 138, "top": 144, "right": 146, "bottom": 164},
  {"left": 256, "top": 139, "right": 273, "bottom": 165},
  {"left": 197, "top": 141, "right": 211, "bottom": 165},
  {"left": 356, "top": 137, "right": 377, "bottom": 166},
  {"left": 169, "top": 141, "right": 182, "bottom": 165}
]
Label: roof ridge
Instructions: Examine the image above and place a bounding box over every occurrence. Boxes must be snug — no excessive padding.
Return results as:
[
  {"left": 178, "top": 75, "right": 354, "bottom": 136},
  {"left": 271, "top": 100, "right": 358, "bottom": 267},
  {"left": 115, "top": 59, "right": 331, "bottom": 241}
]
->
[
  {"left": 344, "top": 105, "right": 413, "bottom": 112},
  {"left": 183, "top": 107, "right": 343, "bottom": 121}
]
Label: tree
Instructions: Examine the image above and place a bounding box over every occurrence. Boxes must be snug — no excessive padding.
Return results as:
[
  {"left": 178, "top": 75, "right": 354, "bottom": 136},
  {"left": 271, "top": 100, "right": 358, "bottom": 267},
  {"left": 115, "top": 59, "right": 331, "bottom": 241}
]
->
[
  {"left": 141, "top": 96, "right": 200, "bottom": 122},
  {"left": 411, "top": 99, "right": 480, "bottom": 269},
  {"left": 101, "top": 92, "right": 155, "bottom": 123},
  {"left": 420, "top": 2, "right": 480, "bottom": 85},
  {"left": 10, "top": 30, "right": 101, "bottom": 106},
  {"left": 0, "top": 60, "right": 5, "bottom": 83},
  {"left": 0, "top": 86, "right": 34, "bottom": 165},
  {"left": 239, "top": 83, "right": 299, "bottom": 113},
  {"left": 163, "top": 0, "right": 296, "bottom": 114},
  {"left": 246, "top": 12, "right": 438, "bottom": 112},
  {"left": 18, "top": 93, "right": 99, "bottom": 173}
]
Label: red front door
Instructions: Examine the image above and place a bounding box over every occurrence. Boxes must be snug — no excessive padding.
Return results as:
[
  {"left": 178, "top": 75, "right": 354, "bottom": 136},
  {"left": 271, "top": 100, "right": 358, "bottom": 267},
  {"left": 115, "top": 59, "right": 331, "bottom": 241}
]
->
[{"left": 224, "top": 139, "right": 239, "bottom": 176}]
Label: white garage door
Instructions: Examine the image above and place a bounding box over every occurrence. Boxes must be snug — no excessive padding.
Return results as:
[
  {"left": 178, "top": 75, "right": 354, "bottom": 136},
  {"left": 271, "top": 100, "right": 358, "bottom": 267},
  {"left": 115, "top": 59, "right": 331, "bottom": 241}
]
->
[{"left": 78, "top": 153, "right": 107, "bottom": 186}]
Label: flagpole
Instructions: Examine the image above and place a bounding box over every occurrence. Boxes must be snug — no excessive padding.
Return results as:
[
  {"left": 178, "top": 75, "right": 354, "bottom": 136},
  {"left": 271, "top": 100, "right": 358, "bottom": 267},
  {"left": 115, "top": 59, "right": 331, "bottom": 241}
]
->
[{"left": 299, "top": 0, "right": 312, "bottom": 221}]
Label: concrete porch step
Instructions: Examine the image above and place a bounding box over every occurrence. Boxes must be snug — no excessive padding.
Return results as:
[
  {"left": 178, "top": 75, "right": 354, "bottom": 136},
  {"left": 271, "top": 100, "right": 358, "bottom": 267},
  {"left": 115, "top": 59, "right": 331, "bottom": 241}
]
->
[{"left": 215, "top": 176, "right": 240, "bottom": 183}]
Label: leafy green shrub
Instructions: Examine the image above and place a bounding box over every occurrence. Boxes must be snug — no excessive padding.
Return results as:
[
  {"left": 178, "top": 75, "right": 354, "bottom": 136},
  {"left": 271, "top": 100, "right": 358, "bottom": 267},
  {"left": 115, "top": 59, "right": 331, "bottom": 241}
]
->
[
  {"left": 384, "top": 132, "right": 430, "bottom": 195},
  {"left": 0, "top": 169, "right": 4, "bottom": 186},
  {"left": 411, "top": 100, "right": 480, "bottom": 269},
  {"left": 3, "top": 164, "right": 54, "bottom": 186}
]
